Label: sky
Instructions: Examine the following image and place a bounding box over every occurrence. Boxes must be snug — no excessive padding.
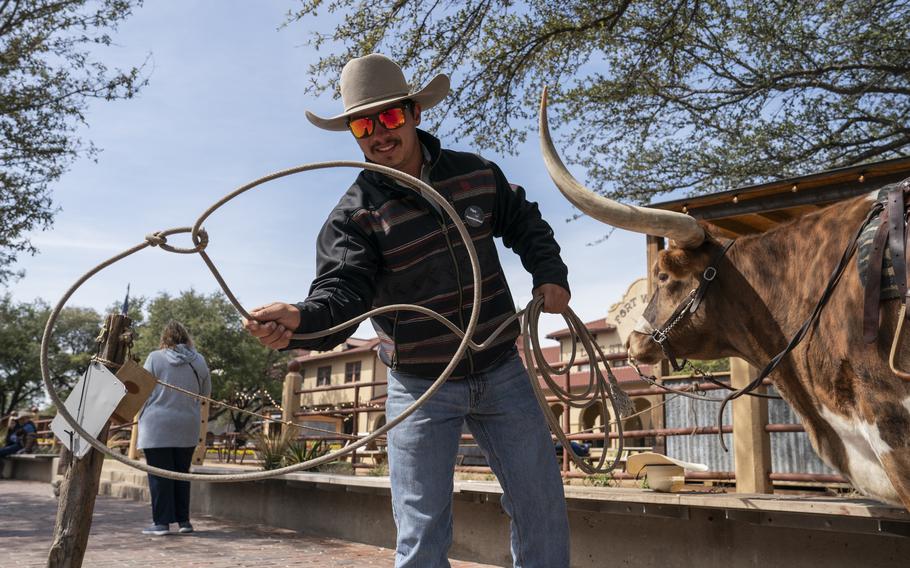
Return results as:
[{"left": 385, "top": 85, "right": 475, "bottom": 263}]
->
[{"left": 5, "top": 1, "right": 648, "bottom": 344}]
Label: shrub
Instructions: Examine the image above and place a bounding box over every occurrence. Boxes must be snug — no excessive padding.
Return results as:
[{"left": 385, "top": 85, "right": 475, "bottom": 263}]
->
[{"left": 252, "top": 430, "right": 292, "bottom": 470}]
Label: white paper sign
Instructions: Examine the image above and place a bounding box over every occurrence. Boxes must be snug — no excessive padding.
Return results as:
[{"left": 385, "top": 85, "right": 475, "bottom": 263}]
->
[
  {"left": 51, "top": 362, "right": 126, "bottom": 459},
  {"left": 607, "top": 278, "right": 650, "bottom": 344}
]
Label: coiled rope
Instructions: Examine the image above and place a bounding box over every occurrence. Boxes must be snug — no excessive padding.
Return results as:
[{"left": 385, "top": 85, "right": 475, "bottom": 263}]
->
[{"left": 41, "top": 161, "right": 631, "bottom": 483}]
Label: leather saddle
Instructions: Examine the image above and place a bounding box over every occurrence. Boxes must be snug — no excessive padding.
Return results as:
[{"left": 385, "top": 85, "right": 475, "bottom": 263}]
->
[{"left": 863, "top": 181, "right": 910, "bottom": 342}]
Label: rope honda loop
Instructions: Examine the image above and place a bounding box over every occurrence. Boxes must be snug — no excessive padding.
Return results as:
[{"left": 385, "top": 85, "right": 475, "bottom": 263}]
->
[
  {"left": 42, "top": 160, "right": 630, "bottom": 483},
  {"left": 144, "top": 232, "right": 166, "bottom": 247}
]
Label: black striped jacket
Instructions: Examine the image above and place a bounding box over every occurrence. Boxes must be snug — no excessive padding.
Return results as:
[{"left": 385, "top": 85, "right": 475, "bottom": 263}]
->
[{"left": 291, "top": 130, "right": 569, "bottom": 378}]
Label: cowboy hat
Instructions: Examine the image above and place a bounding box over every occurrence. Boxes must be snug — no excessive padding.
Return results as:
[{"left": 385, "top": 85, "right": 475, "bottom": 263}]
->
[
  {"left": 626, "top": 452, "right": 708, "bottom": 492},
  {"left": 306, "top": 53, "right": 450, "bottom": 132},
  {"left": 625, "top": 452, "right": 708, "bottom": 477}
]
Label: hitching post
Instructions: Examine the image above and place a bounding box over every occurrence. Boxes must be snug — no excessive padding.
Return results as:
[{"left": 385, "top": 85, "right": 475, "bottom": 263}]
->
[{"left": 47, "top": 313, "right": 132, "bottom": 568}]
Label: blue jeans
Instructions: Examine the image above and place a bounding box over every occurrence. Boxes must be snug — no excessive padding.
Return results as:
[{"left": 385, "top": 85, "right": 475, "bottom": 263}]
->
[
  {"left": 386, "top": 352, "right": 570, "bottom": 568},
  {"left": 0, "top": 443, "right": 23, "bottom": 459}
]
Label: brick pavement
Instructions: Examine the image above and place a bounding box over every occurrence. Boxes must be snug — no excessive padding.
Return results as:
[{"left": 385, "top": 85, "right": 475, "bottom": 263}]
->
[{"left": 0, "top": 480, "right": 501, "bottom": 567}]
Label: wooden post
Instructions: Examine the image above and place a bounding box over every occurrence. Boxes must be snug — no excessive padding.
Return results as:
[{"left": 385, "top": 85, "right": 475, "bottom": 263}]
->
[
  {"left": 282, "top": 361, "right": 303, "bottom": 438},
  {"left": 562, "top": 373, "right": 571, "bottom": 476},
  {"left": 730, "top": 357, "right": 772, "bottom": 494},
  {"left": 645, "top": 235, "right": 668, "bottom": 455},
  {"left": 192, "top": 400, "right": 209, "bottom": 466},
  {"left": 48, "top": 314, "right": 132, "bottom": 568},
  {"left": 351, "top": 384, "right": 360, "bottom": 467},
  {"left": 127, "top": 417, "right": 139, "bottom": 460}
]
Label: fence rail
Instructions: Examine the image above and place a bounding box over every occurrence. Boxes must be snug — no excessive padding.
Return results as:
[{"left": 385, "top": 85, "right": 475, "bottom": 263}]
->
[{"left": 277, "top": 357, "right": 841, "bottom": 493}]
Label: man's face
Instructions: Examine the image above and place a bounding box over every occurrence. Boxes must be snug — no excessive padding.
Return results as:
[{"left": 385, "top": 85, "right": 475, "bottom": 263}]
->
[{"left": 352, "top": 103, "right": 422, "bottom": 172}]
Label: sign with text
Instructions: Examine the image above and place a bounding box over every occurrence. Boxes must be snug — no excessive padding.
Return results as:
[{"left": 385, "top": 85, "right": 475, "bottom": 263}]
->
[{"left": 607, "top": 278, "right": 649, "bottom": 344}]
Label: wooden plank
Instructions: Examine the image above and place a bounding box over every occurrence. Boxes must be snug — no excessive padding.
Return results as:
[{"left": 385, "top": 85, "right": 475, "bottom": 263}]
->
[
  {"left": 192, "top": 400, "right": 209, "bottom": 466},
  {"left": 645, "top": 235, "right": 667, "bottom": 455},
  {"left": 282, "top": 365, "right": 303, "bottom": 437},
  {"left": 127, "top": 418, "right": 139, "bottom": 460},
  {"left": 756, "top": 210, "right": 795, "bottom": 224},
  {"left": 736, "top": 213, "right": 778, "bottom": 233},
  {"left": 730, "top": 358, "right": 772, "bottom": 494},
  {"left": 650, "top": 156, "right": 910, "bottom": 213},
  {"left": 680, "top": 178, "right": 882, "bottom": 222},
  {"left": 708, "top": 218, "right": 764, "bottom": 236}
]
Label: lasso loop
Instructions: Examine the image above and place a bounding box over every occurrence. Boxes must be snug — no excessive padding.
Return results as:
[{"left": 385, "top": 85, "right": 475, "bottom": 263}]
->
[{"left": 41, "top": 160, "right": 628, "bottom": 483}]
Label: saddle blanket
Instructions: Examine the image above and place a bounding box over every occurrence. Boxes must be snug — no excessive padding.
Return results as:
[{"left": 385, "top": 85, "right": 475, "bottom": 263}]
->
[{"left": 857, "top": 184, "right": 902, "bottom": 301}]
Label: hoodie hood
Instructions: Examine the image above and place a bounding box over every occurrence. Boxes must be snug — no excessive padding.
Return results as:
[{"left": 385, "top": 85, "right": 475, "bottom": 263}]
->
[{"left": 164, "top": 344, "right": 199, "bottom": 365}]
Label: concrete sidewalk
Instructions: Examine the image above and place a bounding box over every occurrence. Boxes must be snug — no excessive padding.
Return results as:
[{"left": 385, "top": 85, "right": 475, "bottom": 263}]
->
[{"left": 0, "top": 480, "right": 500, "bottom": 567}]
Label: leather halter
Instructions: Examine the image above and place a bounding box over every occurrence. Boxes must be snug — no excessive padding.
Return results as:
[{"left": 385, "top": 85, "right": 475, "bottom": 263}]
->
[{"left": 648, "top": 240, "right": 736, "bottom": 371}]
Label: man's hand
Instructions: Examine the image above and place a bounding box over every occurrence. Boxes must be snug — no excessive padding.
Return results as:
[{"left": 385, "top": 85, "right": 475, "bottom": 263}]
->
[
  {"left": 243, "top": 302, "right": 301, "bottom": 350},
  {"left": 533, "top": 283, "right": 571, "bottom": 314}
]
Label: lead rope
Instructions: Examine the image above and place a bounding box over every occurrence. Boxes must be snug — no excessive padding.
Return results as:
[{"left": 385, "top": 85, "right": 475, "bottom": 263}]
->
[{"left": 41, "top": 160, "right": 633, "bottom": 483}]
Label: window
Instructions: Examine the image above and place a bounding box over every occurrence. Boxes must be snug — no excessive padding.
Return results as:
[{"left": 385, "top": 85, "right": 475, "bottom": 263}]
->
[
  {"left": 316, "top": 366, "right": 332, "bottom": 386},
  {"left": 344, "top": 361, "right": 362, "bottom": 383}
]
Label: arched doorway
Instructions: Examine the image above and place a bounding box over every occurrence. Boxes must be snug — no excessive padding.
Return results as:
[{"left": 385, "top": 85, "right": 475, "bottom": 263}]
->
[
  {"left": 367, "top": 415, "right": 386, "bottom": 451},
  {"left": 549, "top": 404, "right": 564, "bottom": 426},
  {"left": 622, "top": 398, "right": 654, "bottom": 450},
  {"left": 580, "top": 402, "right": 606, "bottom": 448}
]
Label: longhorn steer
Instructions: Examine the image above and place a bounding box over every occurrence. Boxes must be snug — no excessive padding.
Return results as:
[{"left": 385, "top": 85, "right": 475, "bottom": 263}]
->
[{"left": 540, "top": 91, "right": 910, "bottom": 510}]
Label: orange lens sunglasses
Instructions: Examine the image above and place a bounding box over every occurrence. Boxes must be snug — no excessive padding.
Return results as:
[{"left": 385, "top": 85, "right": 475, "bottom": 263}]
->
[{"left": 347, "top": 104, "right": 409, "bottom": 139}]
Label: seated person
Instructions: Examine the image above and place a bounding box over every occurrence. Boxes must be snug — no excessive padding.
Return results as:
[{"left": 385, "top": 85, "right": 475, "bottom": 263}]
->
[{"left": 0, "top": 411, "right": 38, "bottom": 458}]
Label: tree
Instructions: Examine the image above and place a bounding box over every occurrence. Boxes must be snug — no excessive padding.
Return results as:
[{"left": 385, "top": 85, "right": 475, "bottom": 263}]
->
[
  {"left": 131, "top": 290, "right": 288, "bottom": 435},
  {"left": 0, "top": 0, "right": 147, "bottom": 283},
  {"left": 290, "top": 0, "right": 910, "bottom": 203},
  {"left": 0, "top": 295, "right": 102, "bottom": 416}
]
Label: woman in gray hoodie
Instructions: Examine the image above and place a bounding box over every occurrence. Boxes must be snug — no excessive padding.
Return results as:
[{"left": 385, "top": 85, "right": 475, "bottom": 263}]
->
[{"left": 138, "top": 320, "right": 211, "bottom": 536}]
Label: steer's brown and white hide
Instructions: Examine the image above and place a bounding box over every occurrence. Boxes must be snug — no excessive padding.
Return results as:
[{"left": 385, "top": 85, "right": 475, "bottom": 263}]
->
[
  {"left": 538, "top": 89, "right": 910, "bottom": 510},
  {"left": 627, "top": 199, "right": 910, "bottom": 510}
]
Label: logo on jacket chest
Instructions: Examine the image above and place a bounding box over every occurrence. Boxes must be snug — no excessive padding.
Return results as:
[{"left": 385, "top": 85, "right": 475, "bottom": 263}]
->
[{"left": 464, "top": 205, "right": 485, "bottom": 228}]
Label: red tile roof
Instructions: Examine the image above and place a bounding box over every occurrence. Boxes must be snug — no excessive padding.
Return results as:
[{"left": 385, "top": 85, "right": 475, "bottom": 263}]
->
[
  {"left": 534, "top": 363, "right": 652, "bottom": 388},
  {"left": 292, "top": 337, "right": 381, "bottom": 364},
  {"left": 546, "top": 318, "right": 615, "bottom": 339}
]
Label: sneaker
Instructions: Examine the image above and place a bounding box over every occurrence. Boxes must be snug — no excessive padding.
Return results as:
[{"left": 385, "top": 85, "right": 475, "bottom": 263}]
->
[
  {"left": 142, "top": 524, "right": 169, "bottom": 536},
  {"left": 177, "top": 521, "right": 194, "bottom": 534}
]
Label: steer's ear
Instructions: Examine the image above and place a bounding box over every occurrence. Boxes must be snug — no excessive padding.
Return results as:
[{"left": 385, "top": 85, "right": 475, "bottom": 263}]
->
[{"left": 658, "top": 248, "right": 694, "bottom": 278}]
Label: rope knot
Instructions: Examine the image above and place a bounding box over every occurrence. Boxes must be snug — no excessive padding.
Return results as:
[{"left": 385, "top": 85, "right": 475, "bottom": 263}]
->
[
  {"left": 145, "top": 232, "right": 167, "bottom": 247},
  {"left": 194, "top": 228, "right": 209, "bottom": 251}
]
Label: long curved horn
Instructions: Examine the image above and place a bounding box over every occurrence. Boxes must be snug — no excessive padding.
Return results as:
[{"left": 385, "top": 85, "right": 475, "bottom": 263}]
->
[{"left": 539, "top": 87, "right": 705, "bottom": 248}]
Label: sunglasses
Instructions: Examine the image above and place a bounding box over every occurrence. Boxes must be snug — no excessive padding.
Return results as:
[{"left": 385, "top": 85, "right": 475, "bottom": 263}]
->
[{"left": 347, "top": 103, "right": 410, "bottom": 139}]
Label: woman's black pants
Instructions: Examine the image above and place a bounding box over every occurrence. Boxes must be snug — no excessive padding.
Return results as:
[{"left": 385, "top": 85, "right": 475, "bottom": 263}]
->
[{"left": 144, "top": 447, "right": 196, "bottom": 525}]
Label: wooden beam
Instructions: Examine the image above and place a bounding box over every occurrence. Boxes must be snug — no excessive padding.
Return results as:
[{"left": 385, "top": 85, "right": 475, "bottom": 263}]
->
[
  {"left": 730, "top": 357, "right": 772, "bottom": 494},
  {"left": 756, "top": 210, "right": 794, "bottom": 224},
  {"left": 645, "top": 235, "right": 668, "bottom": 455},
  {"left": 282, "top": 365, "right": 303, "bottom": 437},
  {"left": 709, "top": 218, "right": 764, "bottom": 236},
  {"left": 649, "top": 156, "right": 910, "bottom": 214},
  {"left": 192, "top": 400, "right": 209, "bottom": 466},
  {"left": 127, "top": 417, "right": 139, "bottom": 460},
  {"left": 681, "top": 177, "right": 888, "bottom": 221},
  {"left": 736, "top": 213, "right": 778, "bottom": 233}
]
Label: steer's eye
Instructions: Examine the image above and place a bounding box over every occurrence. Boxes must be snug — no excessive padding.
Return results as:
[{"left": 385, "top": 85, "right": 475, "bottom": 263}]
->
[{"left": 658, "top": 273, "right": 670, "bottom": 282}]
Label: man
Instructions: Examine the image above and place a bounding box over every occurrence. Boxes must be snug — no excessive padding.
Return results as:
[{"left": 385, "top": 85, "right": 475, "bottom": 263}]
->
[
  {"left": 245, "top": 53, "right": 570, "bottom": 567},
  {"left": 1, "top": 411, "right": 38, "bottom": 458}
]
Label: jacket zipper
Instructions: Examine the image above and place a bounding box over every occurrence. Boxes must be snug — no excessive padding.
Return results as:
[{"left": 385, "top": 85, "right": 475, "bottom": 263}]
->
[
  {"left": 436, "top": 209, "right": 475, "bottom": 374},
  {"left": 390, "top": 311, "right": 400, "bottom": 368}
]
